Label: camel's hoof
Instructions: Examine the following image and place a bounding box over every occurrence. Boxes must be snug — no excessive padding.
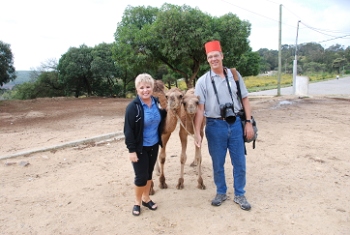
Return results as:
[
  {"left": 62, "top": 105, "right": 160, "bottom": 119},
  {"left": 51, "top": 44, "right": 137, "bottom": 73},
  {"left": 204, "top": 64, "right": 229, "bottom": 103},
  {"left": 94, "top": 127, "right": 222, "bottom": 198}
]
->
[
  {"left": 159, "top": 175, "right": 167, "bottom": 189},
  {"left": 159, "top": 182, "right": 168, "bottom": 189},
  {"left": 149, "top": 181, "right": 155, "bottom": 195},
  {"left": 197, "top": 178, "right": 206, "bottom": 190},
  {"left": 176, "top": 178, "right": 184, "bottom": 190}
]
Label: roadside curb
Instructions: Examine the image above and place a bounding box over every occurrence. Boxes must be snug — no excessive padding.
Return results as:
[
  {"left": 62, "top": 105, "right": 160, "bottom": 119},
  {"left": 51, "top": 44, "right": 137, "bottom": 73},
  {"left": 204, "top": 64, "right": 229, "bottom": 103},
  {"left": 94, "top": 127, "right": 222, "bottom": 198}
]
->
[{"left": 0, "top": 132, "right": 125, "bottom": 161}]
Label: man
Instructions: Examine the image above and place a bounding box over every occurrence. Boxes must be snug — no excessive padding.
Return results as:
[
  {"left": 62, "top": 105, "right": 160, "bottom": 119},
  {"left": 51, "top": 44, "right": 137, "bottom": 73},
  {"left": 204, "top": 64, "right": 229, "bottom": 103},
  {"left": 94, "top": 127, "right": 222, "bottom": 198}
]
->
[{"left": 194, "top": 40, "right": 254, "bottom": 210}]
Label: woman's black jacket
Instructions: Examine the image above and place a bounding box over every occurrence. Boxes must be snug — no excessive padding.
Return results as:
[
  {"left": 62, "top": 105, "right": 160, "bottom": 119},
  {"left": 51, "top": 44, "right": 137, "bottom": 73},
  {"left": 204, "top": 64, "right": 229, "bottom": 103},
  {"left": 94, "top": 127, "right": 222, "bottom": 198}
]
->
[{"left": 124, "top": 96, "right": 167, "bottom": 153}]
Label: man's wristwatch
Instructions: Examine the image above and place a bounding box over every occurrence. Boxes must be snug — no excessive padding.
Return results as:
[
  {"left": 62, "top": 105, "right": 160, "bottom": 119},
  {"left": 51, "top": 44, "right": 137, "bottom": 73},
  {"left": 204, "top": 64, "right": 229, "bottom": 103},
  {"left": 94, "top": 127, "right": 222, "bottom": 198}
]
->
[{"left": 245, "top": 119, "right": 252, "bottom": 123}]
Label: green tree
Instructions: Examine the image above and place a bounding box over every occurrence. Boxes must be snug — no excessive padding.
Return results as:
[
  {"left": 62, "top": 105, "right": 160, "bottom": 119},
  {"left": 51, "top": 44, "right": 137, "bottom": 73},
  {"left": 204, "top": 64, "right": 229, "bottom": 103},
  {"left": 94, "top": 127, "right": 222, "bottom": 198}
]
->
[
  {"left": 236, "top": 50, "right": 260, "bottom": 76},
  {"left": 333, "top": 57, "right": 347, "bottom": 74},
  {"left": 298, "top": 42, "right": 324, "bottom": 63},
  {"left": 303, "top": 62, "right": 325, "bottom": 73},
  {"left": 91, "top": 43, "right": 123, "bottom": 97},
  {"left": 214, "top": 13, "right": 251, "bottom": 70},
  {"left": 113, "top": 4, "right": 253, "bottom": 89},
  {"left": 58, "top": 43, "right": 121, "bottom": 97},
  {"left": 113, "top": 5, "right": 160, "bottom": 95},
  {"left": 258, "top": 48, "right": 278, "bottom": 72},
  {"left": 0, "top": 41, "right": 16, "bottom": 86},
  {"left": 58, "top": 45, "right": 93, "bottom": 97},
  {"left": 10, "top": 82, "right": 37, "bottom": 99},
  {"left": 149, "top": 4, "right": 212, "bottom": 88}
]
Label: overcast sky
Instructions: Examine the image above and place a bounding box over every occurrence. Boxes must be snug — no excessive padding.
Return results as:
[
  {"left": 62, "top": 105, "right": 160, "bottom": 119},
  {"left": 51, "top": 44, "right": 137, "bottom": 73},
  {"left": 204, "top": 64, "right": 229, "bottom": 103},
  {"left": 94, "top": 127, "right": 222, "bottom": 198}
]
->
[{"left": 1, "top": 0, "right": 350, "bottom": 70}]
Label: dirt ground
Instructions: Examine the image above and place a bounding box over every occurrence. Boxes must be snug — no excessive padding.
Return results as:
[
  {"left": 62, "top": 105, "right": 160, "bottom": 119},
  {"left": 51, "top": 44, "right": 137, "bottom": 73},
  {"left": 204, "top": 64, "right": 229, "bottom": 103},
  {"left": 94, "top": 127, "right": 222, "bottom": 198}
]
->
[{"left": 0, "top": 95, "right": 349, "bottom": 235}]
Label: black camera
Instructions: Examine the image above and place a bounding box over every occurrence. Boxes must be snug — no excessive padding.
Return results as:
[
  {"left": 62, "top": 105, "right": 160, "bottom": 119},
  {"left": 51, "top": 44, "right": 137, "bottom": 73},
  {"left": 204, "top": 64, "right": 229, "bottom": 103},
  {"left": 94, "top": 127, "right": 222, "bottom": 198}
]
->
[{"left": 220, "top": 103, "right": 236, "bottom": 123}]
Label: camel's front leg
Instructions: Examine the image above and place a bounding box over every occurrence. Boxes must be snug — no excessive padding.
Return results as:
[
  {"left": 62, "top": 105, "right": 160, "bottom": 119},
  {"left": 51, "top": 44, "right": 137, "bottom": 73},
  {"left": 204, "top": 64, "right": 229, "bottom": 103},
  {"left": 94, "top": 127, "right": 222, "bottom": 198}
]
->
[
  {"left": 195, "top": 144, "right": 206, "bottom": 190},
  {"left": 159, "top": 133, "right": 170, "bottom": 189},
  {"left": 177, "top": 128, "right": 187, "bottom": 189},
  {"left": 190, "top": 123, "right": 205, "bottom": 167},
  {"left": 149, "top": 180, "right": 155, "bottom": 195},
  {"left": 155, "top": 158, "right": 160, "bottom": 176}
]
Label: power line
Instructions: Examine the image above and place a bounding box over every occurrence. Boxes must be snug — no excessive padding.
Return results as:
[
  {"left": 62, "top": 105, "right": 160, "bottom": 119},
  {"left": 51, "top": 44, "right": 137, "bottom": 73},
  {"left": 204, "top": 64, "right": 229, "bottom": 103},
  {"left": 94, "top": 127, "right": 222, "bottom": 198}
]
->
[
  {"left": 220, "top": 0, "right": 278, "bottom": 23},
  {"left": 262, "top": 0, "right": 280, "bottom": 5},
  {"left": 307, "top": 27, "right": 350, "bottom": 34},
  {"left": 220, "top": 0, "right": 297, "bottom": 29},
  {"left": 318, "top": 34, "right": 350, "bottom": 44},
  {"left": 301, "top": 22, "right": 344, "bottom": 38},
  {"left": 219, "top": 0, "right": 350, "bottom": 46}
]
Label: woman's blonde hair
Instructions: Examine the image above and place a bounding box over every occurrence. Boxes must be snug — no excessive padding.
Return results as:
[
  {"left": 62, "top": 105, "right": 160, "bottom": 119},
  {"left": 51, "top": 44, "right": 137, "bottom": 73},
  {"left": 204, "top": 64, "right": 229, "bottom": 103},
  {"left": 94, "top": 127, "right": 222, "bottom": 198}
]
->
[{"left": 135, "top": 73, "right": 154, "bottom": 89}]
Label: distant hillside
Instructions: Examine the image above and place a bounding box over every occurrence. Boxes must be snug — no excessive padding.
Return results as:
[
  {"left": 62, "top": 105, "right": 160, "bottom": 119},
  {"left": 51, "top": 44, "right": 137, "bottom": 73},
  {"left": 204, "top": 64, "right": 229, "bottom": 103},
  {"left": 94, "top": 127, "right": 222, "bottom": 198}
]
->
[
  {"left": 1, "top": 70, "right": 32, "bottom": 89},
  {"left": 9, "top": 70, "right": 32, "bottom": 84}
]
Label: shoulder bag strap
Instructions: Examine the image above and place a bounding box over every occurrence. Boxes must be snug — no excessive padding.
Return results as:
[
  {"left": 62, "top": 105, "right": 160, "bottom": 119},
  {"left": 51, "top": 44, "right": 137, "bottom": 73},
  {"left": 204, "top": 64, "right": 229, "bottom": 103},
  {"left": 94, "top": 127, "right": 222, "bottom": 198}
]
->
[{"left": 230, "top": 68, "right": 245, "bottom": 114}]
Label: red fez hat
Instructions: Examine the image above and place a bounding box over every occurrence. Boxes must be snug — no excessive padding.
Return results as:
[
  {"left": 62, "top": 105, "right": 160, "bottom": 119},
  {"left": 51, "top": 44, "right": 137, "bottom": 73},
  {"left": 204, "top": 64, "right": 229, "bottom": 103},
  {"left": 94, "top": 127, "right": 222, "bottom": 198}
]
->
[{"left": 205, "top": 40, "right": 222, "bottom": 54}]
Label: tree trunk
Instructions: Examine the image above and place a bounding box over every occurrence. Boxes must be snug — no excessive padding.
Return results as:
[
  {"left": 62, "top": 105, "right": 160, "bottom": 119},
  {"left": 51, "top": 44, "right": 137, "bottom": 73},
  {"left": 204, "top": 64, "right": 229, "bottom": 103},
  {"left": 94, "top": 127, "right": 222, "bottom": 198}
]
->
[{"left": 186, "top": 62, "right": 200, "bottom": 89}]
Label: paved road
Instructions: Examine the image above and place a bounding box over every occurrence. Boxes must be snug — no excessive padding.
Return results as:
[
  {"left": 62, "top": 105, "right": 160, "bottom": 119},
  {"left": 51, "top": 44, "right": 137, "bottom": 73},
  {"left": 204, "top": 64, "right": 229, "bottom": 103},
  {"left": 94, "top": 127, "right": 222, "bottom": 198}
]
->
[{"left": 250, "top": 76, "right": 350, "bottom": 96}]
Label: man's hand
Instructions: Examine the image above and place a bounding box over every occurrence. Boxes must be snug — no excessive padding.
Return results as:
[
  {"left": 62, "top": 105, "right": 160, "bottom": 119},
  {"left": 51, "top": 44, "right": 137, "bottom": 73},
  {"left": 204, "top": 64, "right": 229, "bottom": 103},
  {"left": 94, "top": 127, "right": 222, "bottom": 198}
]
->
[
  {"left": 194, "top": 133, "right": 202, "bottom": 148},
  {"left": 244, "top": 122, "right": 254, "bottom": 141}
]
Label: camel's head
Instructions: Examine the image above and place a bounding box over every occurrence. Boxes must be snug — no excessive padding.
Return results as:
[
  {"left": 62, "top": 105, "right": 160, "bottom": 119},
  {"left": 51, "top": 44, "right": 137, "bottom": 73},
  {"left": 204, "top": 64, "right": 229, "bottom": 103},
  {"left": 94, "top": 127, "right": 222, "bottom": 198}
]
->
[
  {"left": 182, "top": 88, "right": 199, "bottom": 115},
  {"left": 165, "top": 87, "right": 184, "bottom": 111},
  {"left": 153, "top": 80, "right": 167, "bottom": 109},
  {"left": 153, "top": 80, "right": 165, "bottom": 93}
]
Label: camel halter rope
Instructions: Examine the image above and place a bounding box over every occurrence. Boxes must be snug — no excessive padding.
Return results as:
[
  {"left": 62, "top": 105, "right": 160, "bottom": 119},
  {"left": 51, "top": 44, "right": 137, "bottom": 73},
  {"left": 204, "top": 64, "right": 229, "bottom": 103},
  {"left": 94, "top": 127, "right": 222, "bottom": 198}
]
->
[{"left": 173, "top": 111, "right": 198, "bottom": 143}]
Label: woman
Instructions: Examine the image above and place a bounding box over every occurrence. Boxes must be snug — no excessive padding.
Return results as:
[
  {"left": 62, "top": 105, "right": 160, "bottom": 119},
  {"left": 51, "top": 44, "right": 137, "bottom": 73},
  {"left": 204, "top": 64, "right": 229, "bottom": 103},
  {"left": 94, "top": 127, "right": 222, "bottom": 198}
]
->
[{"left": 124, "top": 73, "right": 167, "bottom": 216}]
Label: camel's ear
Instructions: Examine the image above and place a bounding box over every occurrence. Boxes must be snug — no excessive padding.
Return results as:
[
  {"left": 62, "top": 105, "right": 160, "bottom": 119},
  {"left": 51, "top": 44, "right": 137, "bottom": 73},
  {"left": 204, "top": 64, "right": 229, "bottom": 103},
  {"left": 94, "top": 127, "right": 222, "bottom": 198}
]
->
[{"left": 179, "top": 91, "right": 185, "bottom": 99}]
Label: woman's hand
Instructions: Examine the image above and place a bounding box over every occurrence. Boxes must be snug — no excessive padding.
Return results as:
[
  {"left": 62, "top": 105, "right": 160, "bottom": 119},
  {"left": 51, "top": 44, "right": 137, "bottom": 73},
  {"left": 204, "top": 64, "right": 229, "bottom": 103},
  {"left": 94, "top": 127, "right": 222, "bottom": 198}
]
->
[{"left": 129, "top": 152, "right": 138, "bottom": 162}]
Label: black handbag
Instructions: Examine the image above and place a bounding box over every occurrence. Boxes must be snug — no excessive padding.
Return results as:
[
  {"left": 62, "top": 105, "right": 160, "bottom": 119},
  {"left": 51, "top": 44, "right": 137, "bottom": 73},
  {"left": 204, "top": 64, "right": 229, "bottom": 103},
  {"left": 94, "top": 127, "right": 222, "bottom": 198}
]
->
[{"left": 230, "top": 68, "right": 258, "bottom": 149}]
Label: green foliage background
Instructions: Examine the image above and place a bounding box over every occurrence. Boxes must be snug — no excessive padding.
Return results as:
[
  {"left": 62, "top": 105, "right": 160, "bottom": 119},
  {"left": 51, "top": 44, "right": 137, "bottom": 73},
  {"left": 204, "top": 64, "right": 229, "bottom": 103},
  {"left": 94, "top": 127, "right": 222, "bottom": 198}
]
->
[{"left": 1, "top": 4, "right": 349, "bottom": 100}]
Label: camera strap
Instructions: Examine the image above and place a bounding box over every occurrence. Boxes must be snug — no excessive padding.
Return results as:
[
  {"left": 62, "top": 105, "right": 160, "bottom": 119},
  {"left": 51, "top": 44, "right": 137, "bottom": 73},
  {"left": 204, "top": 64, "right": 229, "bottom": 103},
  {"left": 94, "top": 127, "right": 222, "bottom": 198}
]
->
[
  {"left": 209, "top": 70, "right": 221, "bottom": 106},
  {"left": 223, "top": 68, "right": 235, "bottom": 106}
]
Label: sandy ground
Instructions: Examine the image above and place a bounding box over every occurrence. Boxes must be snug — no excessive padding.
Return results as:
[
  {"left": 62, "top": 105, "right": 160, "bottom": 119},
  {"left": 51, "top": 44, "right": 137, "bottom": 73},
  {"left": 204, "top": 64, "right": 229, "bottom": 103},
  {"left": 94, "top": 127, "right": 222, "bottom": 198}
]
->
[{"left": 1, "top": 95, "right": 350, "bottom": 235}]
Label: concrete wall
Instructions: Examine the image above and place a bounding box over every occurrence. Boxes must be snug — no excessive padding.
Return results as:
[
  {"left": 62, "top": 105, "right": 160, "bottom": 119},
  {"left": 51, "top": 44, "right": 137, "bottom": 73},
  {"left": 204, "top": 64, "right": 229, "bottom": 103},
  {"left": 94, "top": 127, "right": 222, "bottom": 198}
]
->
[{"left": 295, "top": 76, "right": 309, "bottom": 96}]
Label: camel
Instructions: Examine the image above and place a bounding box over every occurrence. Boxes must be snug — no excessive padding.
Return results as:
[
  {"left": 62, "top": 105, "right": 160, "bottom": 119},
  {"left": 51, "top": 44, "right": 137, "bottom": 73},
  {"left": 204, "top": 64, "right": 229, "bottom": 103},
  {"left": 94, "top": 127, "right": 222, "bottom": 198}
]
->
[
  {"left": 151, "top": 84, "right": 205, "bottom": 193},
  {"left": 157, "top": 87, "right": 206, "bottom": 190},
  {"left": 149, "top": 80, "right": 168, "bottom": 195},
  {"left": 158, "top": 87, "right": 184, "bottom": 189},
  {"left": 176, "top": 88, "right": 206, "bottom": 190}
]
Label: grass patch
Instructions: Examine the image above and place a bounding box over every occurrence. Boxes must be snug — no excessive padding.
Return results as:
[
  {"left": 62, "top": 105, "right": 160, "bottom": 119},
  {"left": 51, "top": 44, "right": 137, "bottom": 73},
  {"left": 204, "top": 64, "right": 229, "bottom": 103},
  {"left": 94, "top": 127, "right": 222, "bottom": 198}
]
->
[{"left": 244, "top": 72, "right": 337, "bottom": 92}]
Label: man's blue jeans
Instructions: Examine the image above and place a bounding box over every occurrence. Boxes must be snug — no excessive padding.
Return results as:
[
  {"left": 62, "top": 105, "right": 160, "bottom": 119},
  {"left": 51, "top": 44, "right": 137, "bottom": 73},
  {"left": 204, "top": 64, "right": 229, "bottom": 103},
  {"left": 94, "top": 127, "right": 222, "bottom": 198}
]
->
[{"left": 205, "top": 116, "right": 246, "bottom": 196}]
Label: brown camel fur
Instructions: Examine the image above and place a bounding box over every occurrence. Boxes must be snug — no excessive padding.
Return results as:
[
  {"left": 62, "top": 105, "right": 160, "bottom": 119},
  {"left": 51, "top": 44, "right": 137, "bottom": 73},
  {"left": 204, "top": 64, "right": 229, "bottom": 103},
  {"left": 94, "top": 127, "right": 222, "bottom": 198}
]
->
[
  {"left": 158, "top": 87, "right": 184, "bottom": 189},
  {"left": 177, "top": 88, "right": 206, "bottom": 190},
  {"left": 150, "top": 85, "right": 205, "bottom": 193},
  {"left": 153, "top": 80, "right": 167, "bottom": 109},
  {"left": 148, "top": 80, "right": 167, "bottom": 195}
]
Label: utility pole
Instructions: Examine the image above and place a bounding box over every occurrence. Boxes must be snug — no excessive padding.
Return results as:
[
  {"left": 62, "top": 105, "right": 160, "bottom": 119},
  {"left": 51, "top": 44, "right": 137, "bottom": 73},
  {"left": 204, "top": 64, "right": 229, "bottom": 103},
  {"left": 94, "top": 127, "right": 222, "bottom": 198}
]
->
[
  {"left": 277, "top": 4, "right": 282, "bottom": 96},
  {"left": 292, "top": 20, "right": 301, "bottom": 95}
]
